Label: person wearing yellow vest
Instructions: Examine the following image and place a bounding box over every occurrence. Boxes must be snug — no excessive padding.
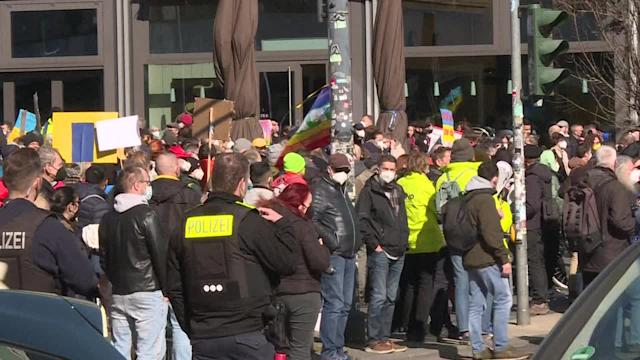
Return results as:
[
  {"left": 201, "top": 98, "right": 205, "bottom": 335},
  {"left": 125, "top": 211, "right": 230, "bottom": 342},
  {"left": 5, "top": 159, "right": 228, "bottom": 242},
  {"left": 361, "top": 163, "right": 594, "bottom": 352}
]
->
[
  {"left": 397, "top": 152, "right": 456, "bottom": 342},
  {"left": 432, "top": 138, "right": 481, "bottom": 342}
]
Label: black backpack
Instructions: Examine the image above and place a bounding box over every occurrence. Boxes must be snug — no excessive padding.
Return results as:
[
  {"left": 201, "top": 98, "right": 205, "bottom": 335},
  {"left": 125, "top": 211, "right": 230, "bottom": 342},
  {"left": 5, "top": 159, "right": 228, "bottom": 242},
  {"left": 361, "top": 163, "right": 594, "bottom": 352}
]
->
[
  {"left": 442, "top": 191, "right": 480, "bottom": 253},
  {"left": 563, "top": 179, "right": 612, "bottom": 254}
]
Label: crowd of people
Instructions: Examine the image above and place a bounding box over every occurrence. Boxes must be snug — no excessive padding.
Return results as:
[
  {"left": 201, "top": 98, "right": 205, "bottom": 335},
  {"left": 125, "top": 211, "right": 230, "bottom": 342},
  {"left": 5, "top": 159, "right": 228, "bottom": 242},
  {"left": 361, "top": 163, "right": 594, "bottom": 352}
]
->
[{"left": 0, "top": 112, "right": 639, "bottom": 360}]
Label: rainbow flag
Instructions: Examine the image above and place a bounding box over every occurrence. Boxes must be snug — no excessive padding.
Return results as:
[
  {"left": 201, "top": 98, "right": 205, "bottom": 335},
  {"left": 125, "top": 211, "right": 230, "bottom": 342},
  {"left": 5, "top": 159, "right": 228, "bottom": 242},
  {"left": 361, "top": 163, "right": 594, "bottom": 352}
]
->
[{"left": 278, "top": 86, "right": 332, "bottom": 165}]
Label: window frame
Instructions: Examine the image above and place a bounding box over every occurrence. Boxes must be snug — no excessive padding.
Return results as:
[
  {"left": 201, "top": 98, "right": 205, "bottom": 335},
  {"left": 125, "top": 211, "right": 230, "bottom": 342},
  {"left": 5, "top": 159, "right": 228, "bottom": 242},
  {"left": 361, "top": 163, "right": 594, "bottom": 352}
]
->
[{"left": 0, "top": 1, "right": 104, "bottom": 68}]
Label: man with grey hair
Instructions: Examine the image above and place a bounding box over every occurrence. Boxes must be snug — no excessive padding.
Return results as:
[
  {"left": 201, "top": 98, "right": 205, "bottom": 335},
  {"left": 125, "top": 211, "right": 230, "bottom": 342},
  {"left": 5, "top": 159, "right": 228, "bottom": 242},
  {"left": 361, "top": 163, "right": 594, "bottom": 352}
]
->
[
  {"left": 100, "top": 166, "right": 169, "bottom": 360},
  {"left": 615, "top": 155, "right": 637, "bottom": 192},
  {"left": 583, "top": 145, "right": 635, "bottom": 287},
  {"left": 38, "top": 146, "right": 66, "bottom": 202}
]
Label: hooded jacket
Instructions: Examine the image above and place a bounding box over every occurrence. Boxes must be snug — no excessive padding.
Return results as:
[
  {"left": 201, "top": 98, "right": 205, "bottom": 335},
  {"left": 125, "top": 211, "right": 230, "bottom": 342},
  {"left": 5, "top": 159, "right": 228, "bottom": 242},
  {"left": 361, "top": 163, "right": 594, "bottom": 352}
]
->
[
  {"left": 149, "top": 176, "right": 201, "bottom": 238},
  {"left": 397, "top": 171, "right": 445, "bottom": 254},
  {"left": 356, "top": 175, "right": 409, "bottom": 257},
  {"left": 99, "top": 193, "right": 168, "bottom": 295},
  {"left": 463, "top": 176, "right": 511, "bottom": 269},
  {"left": 583, "top": 167, "right": 635, "bottom": 273},
  {"left": 525, "top": 162, "right": 553, "bottom": 231},
  {"left": 73, "top": 183, "right": 110, "bottom": 229},
  {"left": 432, "top": 161, "right": 481, "bottom": 213},
  {"left": 310, "top": 176, "right": 360, "bottom": 258}
]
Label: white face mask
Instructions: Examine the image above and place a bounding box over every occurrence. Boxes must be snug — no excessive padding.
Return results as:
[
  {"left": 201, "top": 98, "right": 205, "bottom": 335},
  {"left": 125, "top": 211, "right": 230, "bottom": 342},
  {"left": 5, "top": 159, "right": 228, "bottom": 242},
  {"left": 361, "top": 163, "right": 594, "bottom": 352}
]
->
[
  {"left": 144, "top": 185, "right": 153, "bottom": 201},
  {"left": 379, "top": 170, "right": 396, "bottom": 184},
  {"left": 557, "top": 140, "right": 568, "bottom": 150},
  {"left": 356, "top": 130, "right": 365, "bottom": 138},
  {"left": 151, "top": 130, "right": 161, "bottom": 139},
  {"left": 376, "top": 140, "right": 386, "bottom": 150},
  {"left": 178, "top": 159, "right": 191, "bottom": 173},
  {"left": 631, "top": 169, "right": 640, "bottom": 185},
  {"left": 331, "top": 171, "right": 349, "bottom": 185}
]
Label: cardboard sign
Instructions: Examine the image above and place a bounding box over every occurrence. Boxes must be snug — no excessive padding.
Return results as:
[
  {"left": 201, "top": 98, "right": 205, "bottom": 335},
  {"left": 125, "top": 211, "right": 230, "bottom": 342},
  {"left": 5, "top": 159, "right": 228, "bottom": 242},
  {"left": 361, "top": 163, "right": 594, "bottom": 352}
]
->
[
  {"left": 95, "top": 115, "right": 141, "bottom": 151},
  {"left": 52, "top": 112, "right": 119, "bottom": 163},
  {"left": 440, "top": 109, "right": 455, "bottom": 147},
  {"left": 192, "top": 98, "right": 234, "bottom": 141},
  {"left": 427, "top": 126, "right": 463, "bottom": 153}
]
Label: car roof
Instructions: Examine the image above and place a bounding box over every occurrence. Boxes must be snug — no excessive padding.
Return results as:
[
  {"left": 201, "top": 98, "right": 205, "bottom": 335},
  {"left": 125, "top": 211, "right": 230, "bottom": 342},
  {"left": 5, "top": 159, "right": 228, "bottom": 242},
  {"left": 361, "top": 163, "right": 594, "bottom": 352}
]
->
[
  {"left": 534, "top": 242, "right": 640, "bottom": 359},
  {"left": 0, "top": 290, "right": 123, "bottom": 359}
]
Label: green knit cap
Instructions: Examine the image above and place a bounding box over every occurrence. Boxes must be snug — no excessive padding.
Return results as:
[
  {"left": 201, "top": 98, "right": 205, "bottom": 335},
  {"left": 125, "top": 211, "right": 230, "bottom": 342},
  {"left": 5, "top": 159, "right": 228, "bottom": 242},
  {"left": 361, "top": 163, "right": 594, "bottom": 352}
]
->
[{"left": 283, "top": 152, "right": 306, "bottom": 174}]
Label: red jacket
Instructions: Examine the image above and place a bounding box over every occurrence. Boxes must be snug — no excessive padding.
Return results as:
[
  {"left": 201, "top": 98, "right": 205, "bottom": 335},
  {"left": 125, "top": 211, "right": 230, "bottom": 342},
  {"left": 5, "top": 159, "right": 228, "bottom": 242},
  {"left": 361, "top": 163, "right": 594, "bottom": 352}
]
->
[
  {"left": 0, "top": 180, "right": 8, "bottom": 207},
  {"left": 272, "top": 172, "right": 307, "bottom": 195}
]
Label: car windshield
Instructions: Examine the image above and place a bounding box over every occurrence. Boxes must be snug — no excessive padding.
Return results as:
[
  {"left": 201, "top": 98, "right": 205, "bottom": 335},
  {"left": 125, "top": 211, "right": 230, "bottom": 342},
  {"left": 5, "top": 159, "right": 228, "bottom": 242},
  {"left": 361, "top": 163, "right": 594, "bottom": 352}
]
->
[{"left": 563, "top": 259, "right": 640, "bottom": 359}]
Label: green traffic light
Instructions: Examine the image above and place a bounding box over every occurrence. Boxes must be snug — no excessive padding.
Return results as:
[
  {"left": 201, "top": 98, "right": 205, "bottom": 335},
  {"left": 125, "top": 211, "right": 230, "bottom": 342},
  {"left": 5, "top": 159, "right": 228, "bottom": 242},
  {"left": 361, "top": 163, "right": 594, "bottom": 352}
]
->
[{"left": 527, "top": 4, "right": 570, "bottom": 97}]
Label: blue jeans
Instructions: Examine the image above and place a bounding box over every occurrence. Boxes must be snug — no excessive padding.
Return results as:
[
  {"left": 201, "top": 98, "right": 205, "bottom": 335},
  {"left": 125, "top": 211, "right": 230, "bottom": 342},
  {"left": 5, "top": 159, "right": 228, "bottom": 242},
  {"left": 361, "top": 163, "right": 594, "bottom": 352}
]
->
[
  {"left": 451, "top": 255, "right": 469, "bottom": 333},
  {"left": 111, "top": 290, "right": 168, "bottom": 360},
  {"left": 169, "top": 305, "right": 192, "bottom": 360},
  {"left": 469, "top": 265, "right": 513, "bottom": 354},
  {"left": 320, "top": 255, "right": 356, "bottom": 360},
  {"left": 367, "top": 251, "right": 405, "bottom": 342}
]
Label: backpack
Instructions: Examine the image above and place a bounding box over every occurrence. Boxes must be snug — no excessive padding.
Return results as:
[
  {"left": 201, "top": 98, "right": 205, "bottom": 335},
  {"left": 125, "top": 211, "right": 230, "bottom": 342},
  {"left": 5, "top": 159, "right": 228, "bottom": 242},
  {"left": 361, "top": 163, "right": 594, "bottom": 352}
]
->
[
  {"left": 436, "top": 171, "right": 467, "bottom": 219},
  {"left": 563, "top": 179, "right": 612, "bottom": 255},
  {"left": 442, "top": 192, "right": 480, "bottom": 253}
]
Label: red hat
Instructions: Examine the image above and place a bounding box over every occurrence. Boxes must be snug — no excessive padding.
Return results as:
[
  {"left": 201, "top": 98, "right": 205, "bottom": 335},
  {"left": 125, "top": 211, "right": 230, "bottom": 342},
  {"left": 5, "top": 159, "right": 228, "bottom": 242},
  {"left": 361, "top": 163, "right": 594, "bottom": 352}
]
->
[
  {"left": 168, "top": 144, "right": 191, "bottom": 159},
  {"left": 179, "top": 113, "right": 193, "bottom": 127}
]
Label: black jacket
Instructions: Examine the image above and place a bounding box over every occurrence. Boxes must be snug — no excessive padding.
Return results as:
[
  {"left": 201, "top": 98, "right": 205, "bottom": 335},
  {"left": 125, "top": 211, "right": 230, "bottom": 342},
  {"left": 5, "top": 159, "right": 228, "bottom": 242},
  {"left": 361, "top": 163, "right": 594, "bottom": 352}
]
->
[
  {"left": 310, "top": 176, "right": 360, "bottom": 258},
  {"left": 356, "top": 175, "right": 409, "bottom": 257},
  {"left": 166, "top": 192, "right": 298, "bottom": 339},
  {"left": 567, "top": 135, "right": 580, "bottom": 159},
  {"left": 525, "top": 162, "right": 553, "bottom": 231},
  {"left": 99, "top": 199, "right": 168, "bottom": 295},
  {"left": 583, "top": 167, "right": 636, "bottom": 273},
  {"left": 272, "top": 204, "right": 330, "bottom": 296},
  {"left": 73, "top": 183, "right": 111, "bottom": 229},
  {"left": 149, "top": 176, "right": 201, "bottom": 237}
]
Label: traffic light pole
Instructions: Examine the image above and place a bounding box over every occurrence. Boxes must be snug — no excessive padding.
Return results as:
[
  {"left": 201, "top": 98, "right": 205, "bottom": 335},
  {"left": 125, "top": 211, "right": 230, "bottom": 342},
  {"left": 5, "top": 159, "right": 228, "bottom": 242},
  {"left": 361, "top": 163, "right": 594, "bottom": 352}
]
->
[
  {"left": 327, "top": 0, "right": 355, "bottom": 199},
  {"left": 510, "top": 0, "right": 530, "bottom": 326}
]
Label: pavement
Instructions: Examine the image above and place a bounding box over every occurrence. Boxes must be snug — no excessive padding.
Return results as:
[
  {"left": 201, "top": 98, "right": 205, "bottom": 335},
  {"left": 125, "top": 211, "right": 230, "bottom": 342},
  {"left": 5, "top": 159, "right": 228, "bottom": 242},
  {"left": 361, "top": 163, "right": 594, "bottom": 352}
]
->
[{"left": 312, "top": 311, "right": 563, "bottom": 360}]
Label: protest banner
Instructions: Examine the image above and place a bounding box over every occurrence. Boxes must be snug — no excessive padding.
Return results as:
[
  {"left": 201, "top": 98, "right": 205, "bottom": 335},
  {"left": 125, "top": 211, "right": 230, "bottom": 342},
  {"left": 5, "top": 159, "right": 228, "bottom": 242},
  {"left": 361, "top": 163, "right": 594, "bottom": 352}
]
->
[
  {"left": 440, "top": 108, "right": 455, "bottom": 147},
  {"left": 192, "top": 98, "right": 234, "bottom": 141},
  {"left": 8, "top": 109, "right": 37, "bottom": 142},
  {"left": 427, "top": 125, "right": 463, "bottom": 153},
  {"left": 52, "top": 112, "right": 119, "bottom": 163},
  {"left": 95, "top": 115, "right": 141, "bottom": 151}
]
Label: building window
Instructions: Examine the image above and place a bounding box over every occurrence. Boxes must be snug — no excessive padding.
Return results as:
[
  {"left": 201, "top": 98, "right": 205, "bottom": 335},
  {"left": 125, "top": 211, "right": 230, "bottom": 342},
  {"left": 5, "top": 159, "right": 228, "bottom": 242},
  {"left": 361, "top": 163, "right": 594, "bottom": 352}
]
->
[
  {"left": 405, "top": 57, "right": 511, "bottom": 128},
  {"left": 403, "top": 0, "right": 493, "bottom": 46},
  {"left": 257, "top": 0, "right": 327, "bottom": 51},
  {"left": 145, "top": 63, "right": 221, "bottom": 129},
  {"left": 149, "top": 2, "right": 217, "bottom": 54},
  {"left": 63, "top": 71, "right": 104, "bottom": 111},
  {"left": 11, "top": 9, "right": 98, "bottom": 58}
]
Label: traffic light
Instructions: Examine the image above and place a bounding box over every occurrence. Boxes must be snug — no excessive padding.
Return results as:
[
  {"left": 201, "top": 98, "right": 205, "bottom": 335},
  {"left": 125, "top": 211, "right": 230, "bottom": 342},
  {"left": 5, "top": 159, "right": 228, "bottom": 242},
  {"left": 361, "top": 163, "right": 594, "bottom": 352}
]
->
[{"left": 527, "top": 4, "right": 570, "bottom": 97}]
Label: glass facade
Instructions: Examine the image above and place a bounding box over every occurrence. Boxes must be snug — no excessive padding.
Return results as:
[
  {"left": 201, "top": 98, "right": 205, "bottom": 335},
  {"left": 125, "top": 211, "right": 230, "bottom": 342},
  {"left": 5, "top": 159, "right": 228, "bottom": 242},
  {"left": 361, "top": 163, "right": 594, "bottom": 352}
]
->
[
  {"left": 257, "top": 0, "right": 328, "bottom": 51},
  {"left": 149, "top": 2, "right": 217, "bottom": 54},
  {"left": 403, "top": 0, "right": 493, "bottom": 46},
  {"left": 14, "top": 75, "right": 51, "bottom": 117},
  {"left": 11, "top": 9, "right": 98, "bottom": 58},
  {"left": 63, "top": 70, "right": 104, "bottom": 111},
  {"left": 145, "top": 63, "right": 221, "bottom": 129},
  {"left": 405, "top": 56, "right": 512, "bottom": 128}
]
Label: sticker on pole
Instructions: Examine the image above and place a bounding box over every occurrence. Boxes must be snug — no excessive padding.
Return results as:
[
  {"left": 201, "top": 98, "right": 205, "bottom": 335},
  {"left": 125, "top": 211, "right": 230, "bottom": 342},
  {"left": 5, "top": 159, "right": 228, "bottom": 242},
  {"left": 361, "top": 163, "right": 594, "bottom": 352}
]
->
[{"left": 440, "top": 109, "right": 455, "bottom": 147}]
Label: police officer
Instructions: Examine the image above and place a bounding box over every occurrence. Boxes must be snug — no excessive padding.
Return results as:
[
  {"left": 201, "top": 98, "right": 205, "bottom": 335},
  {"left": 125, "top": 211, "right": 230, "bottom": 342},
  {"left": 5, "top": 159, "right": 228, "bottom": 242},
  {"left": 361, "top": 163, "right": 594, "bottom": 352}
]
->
[
  {"left": 167, "top": 153, "right": 298, "bottom": 360},
  {"left": 0, "top": 148, "right": 97, "bottom": 295}
]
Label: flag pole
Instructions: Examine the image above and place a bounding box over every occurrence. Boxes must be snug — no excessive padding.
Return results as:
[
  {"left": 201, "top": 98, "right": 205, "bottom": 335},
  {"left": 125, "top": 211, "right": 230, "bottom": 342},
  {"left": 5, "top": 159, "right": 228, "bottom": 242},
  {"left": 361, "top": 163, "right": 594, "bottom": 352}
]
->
[{"left": 208, "top": 107, "right": 214, "bottom": 192}]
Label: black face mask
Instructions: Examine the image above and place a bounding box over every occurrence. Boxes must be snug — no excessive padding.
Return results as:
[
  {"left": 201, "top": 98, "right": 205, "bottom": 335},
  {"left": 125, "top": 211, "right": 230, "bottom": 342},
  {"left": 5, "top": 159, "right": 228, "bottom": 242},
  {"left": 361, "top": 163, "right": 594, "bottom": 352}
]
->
[{"left": 54, "top": 167, "right": 67, "bottom": 182}]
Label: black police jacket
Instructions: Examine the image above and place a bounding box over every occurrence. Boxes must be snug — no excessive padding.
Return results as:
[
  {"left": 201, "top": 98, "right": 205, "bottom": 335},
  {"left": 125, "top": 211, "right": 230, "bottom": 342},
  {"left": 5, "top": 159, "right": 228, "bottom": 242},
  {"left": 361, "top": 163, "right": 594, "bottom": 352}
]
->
[
  {"left": 99, "top": 200, "right": 167, "bottom": 295},
  {"left": 167, "top": 192, "right": 298, "bottom": 340},
  {"left": 309, "top": 176, "right": 361, "bottom": 258}
]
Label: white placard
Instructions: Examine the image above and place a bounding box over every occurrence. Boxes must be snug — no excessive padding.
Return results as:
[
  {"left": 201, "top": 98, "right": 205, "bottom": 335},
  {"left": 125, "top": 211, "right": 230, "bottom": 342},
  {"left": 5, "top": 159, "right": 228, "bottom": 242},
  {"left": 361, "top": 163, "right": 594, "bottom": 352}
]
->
[{"left": 95, "top": 115, "right": 141, "bottom": 151}]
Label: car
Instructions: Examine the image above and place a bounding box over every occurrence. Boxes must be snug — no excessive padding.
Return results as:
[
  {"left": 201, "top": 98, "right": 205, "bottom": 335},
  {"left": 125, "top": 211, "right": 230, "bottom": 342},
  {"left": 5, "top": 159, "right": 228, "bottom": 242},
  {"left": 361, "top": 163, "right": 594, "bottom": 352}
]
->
[
  {"left": 535, "top": 242, "right": 640, "bottom": 360},
  {"left": 0, "top": 290, "right": 123, "bottom": 359}
]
